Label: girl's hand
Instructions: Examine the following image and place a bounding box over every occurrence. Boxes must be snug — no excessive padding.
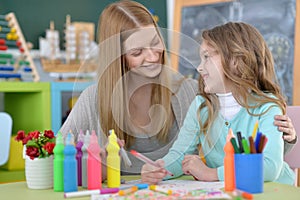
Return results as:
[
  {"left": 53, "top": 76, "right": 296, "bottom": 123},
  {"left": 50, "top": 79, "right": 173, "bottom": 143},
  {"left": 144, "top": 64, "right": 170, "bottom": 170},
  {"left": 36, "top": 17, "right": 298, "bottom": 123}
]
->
[
  {"left": 141, "top": 159, "right": 167, "bottom": 184},
  {"left": 274, "top": 115, "right": 297, "bottom": 143},
  {"left": 182, "top": 155, "right": 218, "bottom": 181}
]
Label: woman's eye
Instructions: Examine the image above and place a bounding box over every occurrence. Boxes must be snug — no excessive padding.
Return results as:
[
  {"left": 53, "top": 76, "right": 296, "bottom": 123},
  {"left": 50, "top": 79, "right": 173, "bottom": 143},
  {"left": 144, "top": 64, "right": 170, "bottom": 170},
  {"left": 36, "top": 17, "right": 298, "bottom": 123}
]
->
[
  {"left": 130, "top": 49, "right": 142, "bottom": 56},
  {"left": 152, "top": 39, "right": 160, "bottom": 46}
]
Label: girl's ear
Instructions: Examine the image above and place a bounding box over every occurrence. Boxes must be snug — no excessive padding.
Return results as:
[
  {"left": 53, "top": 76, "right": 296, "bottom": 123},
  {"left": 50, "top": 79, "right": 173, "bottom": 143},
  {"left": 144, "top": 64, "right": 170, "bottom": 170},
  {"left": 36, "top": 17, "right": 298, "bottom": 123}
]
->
[{"left": 228, "top": 57, "right": 239, "bottom": 78}]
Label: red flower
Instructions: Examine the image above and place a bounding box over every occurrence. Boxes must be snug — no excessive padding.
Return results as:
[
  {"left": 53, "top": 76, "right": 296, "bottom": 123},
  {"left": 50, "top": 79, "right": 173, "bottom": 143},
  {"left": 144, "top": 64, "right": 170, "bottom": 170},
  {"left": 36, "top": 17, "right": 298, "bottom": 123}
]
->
[
  {"left": 44, "top": 130, "right": 55, "bottom": 139},
  {"left": 15, "top": 130, "right": 26, "bottom": 144},
  {"left": 29, "top": 131, "right": 40, "bottom": 139},
  {"left": 14, "top": 129, "right": 56, "bottom": 159},
  {"left": 26, "top": 146, "right": 40, "bottom": 160},
  {"left": 43, "top": 142, "right": 55, "bottom": 155},
  {"left": 23, "top": 136, "right": 33, "bottom": 145}
]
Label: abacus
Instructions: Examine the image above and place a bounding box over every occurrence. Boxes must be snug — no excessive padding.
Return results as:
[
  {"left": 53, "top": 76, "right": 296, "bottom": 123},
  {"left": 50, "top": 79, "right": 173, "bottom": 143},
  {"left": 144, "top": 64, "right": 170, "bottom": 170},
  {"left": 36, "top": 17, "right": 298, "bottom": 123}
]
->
[{"left": 0, "top": 12, "right": 39, "bottom": 81}]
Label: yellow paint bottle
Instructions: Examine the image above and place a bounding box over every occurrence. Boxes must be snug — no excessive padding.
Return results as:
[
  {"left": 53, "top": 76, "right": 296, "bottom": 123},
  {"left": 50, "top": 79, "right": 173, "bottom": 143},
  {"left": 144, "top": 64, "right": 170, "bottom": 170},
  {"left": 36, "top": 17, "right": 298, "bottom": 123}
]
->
[{"left": 106, "top": 129, "right": 120, "bottom": 188}]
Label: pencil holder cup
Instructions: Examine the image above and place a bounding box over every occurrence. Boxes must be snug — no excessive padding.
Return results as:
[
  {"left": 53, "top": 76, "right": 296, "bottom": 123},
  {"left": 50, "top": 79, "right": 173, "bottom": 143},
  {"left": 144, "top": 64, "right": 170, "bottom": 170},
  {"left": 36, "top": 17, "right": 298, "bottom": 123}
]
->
[{"left": 234, "top": 153, "right": 263, "bottom": 194}]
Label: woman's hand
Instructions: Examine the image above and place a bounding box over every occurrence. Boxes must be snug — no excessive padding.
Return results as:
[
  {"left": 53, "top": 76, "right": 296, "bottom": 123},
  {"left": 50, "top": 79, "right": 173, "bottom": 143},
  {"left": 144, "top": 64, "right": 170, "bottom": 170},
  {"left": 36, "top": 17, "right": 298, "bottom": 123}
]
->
[
  {"left": 117, "top": 139, "right": 125, "bottom": 147},
  {"left": 141, "top": 159, "right": 167, "bottom": 184},
  {"left": 274, "top": 115, "right": 297, "bottom": 143},
  {"left": 182, "top": 155, "right": 218, "bottom": 181}
]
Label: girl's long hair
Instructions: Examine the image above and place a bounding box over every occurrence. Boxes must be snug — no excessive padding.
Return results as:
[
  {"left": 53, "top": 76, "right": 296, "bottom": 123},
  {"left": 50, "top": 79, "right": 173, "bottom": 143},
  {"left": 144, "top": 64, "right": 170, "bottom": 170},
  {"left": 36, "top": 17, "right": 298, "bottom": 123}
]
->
[{"left": 198, "top": 22, "right": 286, "bottom": 134}]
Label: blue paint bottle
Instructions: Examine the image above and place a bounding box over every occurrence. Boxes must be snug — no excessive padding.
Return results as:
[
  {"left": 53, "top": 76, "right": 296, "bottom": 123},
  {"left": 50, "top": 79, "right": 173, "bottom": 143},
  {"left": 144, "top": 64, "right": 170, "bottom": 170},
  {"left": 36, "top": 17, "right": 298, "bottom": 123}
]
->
[{"left": 63, "top": 131, "right": 78, "bottom": 192}]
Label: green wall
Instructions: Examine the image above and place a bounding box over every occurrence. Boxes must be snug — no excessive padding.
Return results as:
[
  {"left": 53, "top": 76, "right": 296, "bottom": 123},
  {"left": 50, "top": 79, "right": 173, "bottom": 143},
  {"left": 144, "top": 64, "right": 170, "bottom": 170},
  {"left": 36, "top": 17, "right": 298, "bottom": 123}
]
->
[{"left": 0, "top": 0, "right": 167, "bottom": 49}]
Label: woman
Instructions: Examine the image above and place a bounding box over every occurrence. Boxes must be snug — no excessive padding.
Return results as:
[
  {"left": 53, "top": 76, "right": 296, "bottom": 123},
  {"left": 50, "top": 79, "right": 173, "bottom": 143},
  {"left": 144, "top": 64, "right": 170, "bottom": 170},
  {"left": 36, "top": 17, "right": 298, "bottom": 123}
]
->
[
  {"left": 60, "top": 1, "right": 296, "bottom": 177},
  {"left": 61, "top": 0, "right": 197, "bottom": 176}
]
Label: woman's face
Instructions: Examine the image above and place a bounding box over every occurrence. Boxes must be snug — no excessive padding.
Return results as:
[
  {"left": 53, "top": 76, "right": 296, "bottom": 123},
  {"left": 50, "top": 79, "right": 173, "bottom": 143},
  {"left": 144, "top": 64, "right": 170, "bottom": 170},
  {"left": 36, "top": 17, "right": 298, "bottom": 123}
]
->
[
  {"left": 197, "top": 41, "right": 232, "bottom": 94},
  {"left": 123, "top": 25, "right": 164, "bottom": 78}
]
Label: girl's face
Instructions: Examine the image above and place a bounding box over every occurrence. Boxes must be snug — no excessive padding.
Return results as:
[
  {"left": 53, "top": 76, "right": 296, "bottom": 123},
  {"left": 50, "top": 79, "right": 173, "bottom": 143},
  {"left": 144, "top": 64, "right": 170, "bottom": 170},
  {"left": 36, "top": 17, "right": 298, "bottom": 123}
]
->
[
  {"left": 197, "top": 41, "right": 232, "bottom": 94},
  {"left": 123, "top": 25, "right": 164, "bottom": 78}
]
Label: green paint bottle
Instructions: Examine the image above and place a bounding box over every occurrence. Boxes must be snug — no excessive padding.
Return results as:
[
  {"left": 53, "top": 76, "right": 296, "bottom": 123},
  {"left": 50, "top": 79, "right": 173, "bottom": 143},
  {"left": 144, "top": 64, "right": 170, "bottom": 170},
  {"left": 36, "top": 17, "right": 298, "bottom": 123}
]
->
[{"left": 53, "top": 131, "right": 64, "bottom": 191}]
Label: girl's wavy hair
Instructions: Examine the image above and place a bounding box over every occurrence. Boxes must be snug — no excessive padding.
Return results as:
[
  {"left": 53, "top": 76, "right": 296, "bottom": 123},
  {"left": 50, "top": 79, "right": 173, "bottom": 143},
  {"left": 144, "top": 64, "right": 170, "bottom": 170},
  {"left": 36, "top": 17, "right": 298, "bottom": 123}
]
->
[{"left": 197, "top": 22, "right": 286, "bottom": 135}]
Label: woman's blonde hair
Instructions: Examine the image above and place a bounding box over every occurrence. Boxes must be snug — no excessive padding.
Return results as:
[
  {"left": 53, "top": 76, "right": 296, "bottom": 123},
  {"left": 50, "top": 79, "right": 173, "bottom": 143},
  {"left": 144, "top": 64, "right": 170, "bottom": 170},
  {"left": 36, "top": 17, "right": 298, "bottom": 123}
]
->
[
  {"left": 97, "top": 0, "right": 172, "bottom": 147},
  {"left": 198, "top": 22, "right": 286, "bottom": 134}
]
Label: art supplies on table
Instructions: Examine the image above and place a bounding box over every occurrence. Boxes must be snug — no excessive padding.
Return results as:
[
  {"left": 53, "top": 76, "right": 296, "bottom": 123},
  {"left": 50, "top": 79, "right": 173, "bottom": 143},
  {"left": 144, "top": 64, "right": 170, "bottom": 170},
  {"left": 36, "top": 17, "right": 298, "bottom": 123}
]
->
[
  {"left": 251, "top": 120, "right": 259, "bottom": 138},
  {"left": 227, "top": 122, "right": 267, "bottom": 194},
  {"left": 87, "top": 130, "right": 102, "bottom": 190},
  {"left": 64, "top": 188, "right": 119, "bottom": 198},
  {"left": 108, "top": 129, "right": 132, "bottom": 168},
  {"left": 224, "top": 129, "right": 235, "bottom": 192},
  {"left": 230, "top": 129, "right": 267, "bottom": 155},
  {"left": 149, "top": 184, "right": 172, "bottom": 195},
  {"left": 64, "top": 183, "right": 148, "bottom": 199},
  {"left": 234, "top": 153, "right": 263, "bottom": 193},
  {"left": 81, "top": 130, "right": 90, "bottom": 188},
  {"left": 53, "top": 131, "right": 65, "bottom": 192},
  {"left": 106, "top": 129, "right": 121, "bottom": 188},
  {"left": 91, "top": 179, "right": 230, "bottom": 200},
  {"left": 118, "top": 186, "right": 138, "bottom": 196},
  {"left": 75, "top": 130, "right": 84, "bottom": 186},
  {"left": 232, "top": 189, "right": 253, "bottom": 200},
  {"left": 64, "top": 132, "right": 78, "bottom": 192}
]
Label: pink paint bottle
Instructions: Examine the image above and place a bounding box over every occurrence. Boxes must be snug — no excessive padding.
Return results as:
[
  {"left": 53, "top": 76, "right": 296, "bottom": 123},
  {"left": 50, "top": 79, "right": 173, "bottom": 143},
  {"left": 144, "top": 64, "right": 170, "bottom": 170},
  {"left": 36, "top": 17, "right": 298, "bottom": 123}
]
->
[{"left": 87, "top": 130, "right": 102, "bottom": 190}]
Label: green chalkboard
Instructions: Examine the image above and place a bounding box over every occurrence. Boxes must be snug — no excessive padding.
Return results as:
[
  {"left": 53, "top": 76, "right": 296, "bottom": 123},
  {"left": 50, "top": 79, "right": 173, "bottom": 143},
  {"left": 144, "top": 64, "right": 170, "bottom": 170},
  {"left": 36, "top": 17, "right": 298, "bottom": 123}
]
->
[{"left": 0, "top": 0, "right": 167, "bottom": 49}]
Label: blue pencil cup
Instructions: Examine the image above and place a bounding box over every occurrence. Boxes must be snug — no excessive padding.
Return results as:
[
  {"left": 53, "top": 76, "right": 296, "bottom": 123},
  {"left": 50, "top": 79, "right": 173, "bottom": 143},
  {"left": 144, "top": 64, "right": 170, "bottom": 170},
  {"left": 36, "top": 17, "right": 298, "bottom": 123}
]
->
[{"left": 234, "top": 153, "right": 263, "bottom": 194}]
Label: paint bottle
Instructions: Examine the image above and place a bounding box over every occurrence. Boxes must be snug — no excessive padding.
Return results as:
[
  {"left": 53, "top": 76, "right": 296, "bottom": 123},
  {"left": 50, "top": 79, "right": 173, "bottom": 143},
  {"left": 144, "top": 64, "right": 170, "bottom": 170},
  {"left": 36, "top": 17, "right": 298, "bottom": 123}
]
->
[
  {"left": 53, "top": 131, "right": 64, "bottom": 191},
  {"left": 63, "top": 132, "right": 78, "bottom": 192},
  {"left": 87, "top": 130, "right": 102, "bottom": 189},
  {"left": 106, "top": 129, "right": 120, "bottom": 188},
  {"left": 81, "top": 130, "right": 90, "bottom": 188},
  {"left": 224, "top": 128, "right": 235, "bottom": 191},
  {"left": 75, "top": 130, "right": 84, "bottom": 186}
]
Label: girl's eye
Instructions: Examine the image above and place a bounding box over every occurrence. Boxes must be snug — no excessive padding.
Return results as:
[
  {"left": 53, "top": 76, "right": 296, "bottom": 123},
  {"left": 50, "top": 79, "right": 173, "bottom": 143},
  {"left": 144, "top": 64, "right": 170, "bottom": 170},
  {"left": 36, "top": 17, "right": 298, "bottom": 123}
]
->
[
  {"left": 199, "top": 54, "right": 210, "bottom": 65},
  {"left": 200, "top": 54, "right": 209, "bottom": 61}
]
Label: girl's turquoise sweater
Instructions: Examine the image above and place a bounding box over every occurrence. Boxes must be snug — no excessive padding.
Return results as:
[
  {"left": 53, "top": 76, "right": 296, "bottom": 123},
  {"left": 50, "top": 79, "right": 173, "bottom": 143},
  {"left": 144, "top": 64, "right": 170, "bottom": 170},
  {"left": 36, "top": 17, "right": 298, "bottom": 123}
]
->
[{"left": 163, "top": 95, "right": 295, "bottom": 185}]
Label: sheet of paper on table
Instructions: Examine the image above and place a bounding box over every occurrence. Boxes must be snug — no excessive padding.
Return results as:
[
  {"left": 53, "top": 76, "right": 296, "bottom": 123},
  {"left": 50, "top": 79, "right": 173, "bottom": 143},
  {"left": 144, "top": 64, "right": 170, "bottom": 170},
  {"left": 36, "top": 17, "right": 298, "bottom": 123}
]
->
[{"left": 91, "top": 179, "right": 230, "bottom": 200}]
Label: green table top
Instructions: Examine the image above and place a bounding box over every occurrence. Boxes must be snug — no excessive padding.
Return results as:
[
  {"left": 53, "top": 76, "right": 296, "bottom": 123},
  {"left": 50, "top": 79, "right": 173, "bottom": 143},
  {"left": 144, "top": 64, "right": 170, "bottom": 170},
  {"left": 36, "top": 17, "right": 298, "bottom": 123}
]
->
[{"left": 0, "top": 176, "right": 299, "bottom": 200}]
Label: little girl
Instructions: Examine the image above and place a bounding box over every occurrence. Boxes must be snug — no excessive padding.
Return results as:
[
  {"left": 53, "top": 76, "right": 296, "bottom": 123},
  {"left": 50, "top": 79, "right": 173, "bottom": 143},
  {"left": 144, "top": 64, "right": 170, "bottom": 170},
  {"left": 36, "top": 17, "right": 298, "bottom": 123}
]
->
[{"left": 141, "top": 22, "right": 295, "bottom": 185}]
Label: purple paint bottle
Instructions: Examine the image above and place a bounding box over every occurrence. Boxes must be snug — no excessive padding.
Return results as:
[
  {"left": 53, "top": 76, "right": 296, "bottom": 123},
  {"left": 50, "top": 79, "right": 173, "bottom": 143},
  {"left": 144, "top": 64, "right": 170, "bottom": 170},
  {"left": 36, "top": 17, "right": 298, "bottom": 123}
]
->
[{"left": 76, "top": 130, "right": 84, "bottom": 186}]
